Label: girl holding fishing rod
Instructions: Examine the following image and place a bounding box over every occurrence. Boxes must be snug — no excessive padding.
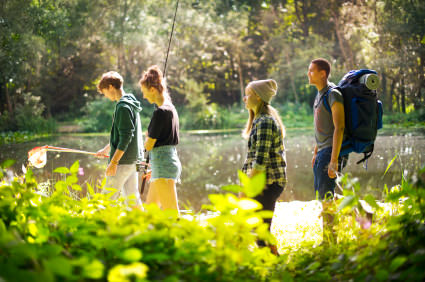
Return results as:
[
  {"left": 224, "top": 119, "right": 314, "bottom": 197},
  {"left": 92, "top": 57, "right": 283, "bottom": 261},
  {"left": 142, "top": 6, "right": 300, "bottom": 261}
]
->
[
  {"left": 95, "top": 71, "right": 144, "bottom": 208},
  {"left": 139, "top": 66, "right": 181, "bottom": 214},
  {"left": 241, "top": 79, "right": 287, "bottom": 255}
]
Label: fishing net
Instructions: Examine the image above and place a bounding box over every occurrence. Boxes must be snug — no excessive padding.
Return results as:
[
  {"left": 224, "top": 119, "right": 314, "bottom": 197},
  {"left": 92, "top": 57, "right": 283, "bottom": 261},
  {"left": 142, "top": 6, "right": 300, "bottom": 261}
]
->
[{"left": 28, "top": 146, "right": 48, "bottom": 168}]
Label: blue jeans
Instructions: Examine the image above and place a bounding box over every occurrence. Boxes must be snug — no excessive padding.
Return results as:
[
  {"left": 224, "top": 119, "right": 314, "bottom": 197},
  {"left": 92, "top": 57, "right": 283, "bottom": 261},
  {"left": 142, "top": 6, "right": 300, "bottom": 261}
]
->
[{"left": 313, "top": 147, "right": 348, "bottom": 200}]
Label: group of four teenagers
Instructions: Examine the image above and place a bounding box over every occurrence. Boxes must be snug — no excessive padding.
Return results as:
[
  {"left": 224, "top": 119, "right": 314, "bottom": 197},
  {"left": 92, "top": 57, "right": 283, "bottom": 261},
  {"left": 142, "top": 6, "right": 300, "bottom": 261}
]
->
[{"left": 95, "top": 57, "right": 345, "bottom": 248}]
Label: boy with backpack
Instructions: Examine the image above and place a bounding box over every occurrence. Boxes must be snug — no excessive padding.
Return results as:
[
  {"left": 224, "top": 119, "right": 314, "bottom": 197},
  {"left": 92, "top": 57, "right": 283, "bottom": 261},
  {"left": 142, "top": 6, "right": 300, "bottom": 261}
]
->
[
  {"left": 308, "top": 58, "right": 383, "bottom": 242},
  {"left": 308, "top": 58, "right": 348, "bottom": 200}
]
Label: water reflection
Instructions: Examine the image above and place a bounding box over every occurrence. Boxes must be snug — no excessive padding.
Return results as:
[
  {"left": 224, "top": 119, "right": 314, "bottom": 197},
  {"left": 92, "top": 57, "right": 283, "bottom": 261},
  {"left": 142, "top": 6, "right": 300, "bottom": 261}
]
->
[{"left": 0, "top": 131, "right": 424, "bottom": 211}]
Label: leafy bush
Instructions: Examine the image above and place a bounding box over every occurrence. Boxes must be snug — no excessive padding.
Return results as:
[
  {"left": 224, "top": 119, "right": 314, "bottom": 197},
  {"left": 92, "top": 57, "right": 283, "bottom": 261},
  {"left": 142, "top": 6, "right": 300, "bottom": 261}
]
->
[
  {"left": 78, "top": 98, "right": 116, "bottom": 132},
  {"left": 383, "top": 110, "right": 425, "bottom": 128},
  {"left": 0, "top": 131, "right": 49, "bottom": 146},
  {"left": 0, "top": 161, "right": 283, "bottom": 281},
  {"left": 79, "top": 98, "right": 152, "bottom": 133},
  {"left": 0, "top": 93, "right": 57, "bottom": 134},
  {"left": 1, "top": 159, "right": 424, "bottom": 281}
]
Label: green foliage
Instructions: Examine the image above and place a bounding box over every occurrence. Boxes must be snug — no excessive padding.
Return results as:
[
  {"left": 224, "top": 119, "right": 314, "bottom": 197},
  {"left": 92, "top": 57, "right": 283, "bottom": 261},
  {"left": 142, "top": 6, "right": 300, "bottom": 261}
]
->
[
  {"left": 1, "top": 163, "right": 425, "bottom": 280},
  {"left": 2, "top": 0, "right": 424, "bottom": 132},
  {"left": 281, "top": 166, "right": 425, "bottom": 281},
  {"left": 0, "top": 131, "right": 50, "bottom": 146},
  {"left": 0, "top": 161, "right": 282, "bottom": 281},
  {"left": 14, "top": 93, "right": 57, "bottom": 133},
  {"left": 78, "top": 98, "right": 116, "bottom": 132},
  {"left": 0, "top": 92, "right": 57, "bottom": 134},
  {"left": 383, "top": 110, "right": 425, "bottom": 128},
  {"left": 79, "top": 97, "right": 152, "bottom": 133}
]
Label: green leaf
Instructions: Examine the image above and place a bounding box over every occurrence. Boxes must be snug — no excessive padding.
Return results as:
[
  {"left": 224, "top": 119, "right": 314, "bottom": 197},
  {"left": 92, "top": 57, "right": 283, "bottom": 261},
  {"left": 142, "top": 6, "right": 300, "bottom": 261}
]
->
[
  {"left": 238, "top": 170, "right": 250, "bottom": 188},
  {"left": 70, "top": 160, "right": 79, "bottom": 174},
  {"left": 121, "top": 248, "right": 143, "bottom": 262},
  {"left": 97, "top": 177, "right": 107, "bottom": 189},
  {"left": 221, "top": 184, "right": 242, "bottom": 193},
  {"left": 87, "top": 183, "right": 95, "bottom": 195},
  {"left": 25, "top": 168, "right": 35, "bottom": 183},
  {"left": 54, "top": 167, "right": 70, "bottom": 174},
  {"left": 389, "top": 256, "right": 407, "bottom": 272},
  {"left": 246, "top": 172, "right": 266, "bottom": 198},
  {"left": 44, "top": 257, "right": 72, "bottom": 277},
  {"left": 66, "top": 175, "right": 78, "bottom": 186},
  {"left": 375, "top": 269, "right": 389, "bottom": 280},
  {"left": 71, "top": 184, "right": 82, "bottom": 191},
  {"left": 82, "top": 259, "right": 104, "bottom": 279},
  {"left": 2, "top": 159, "right": 15, "bottom": 169},
  {"left": 383, "top": 155, "right": 397, "bottom": 177},
  {"left": 280, "top": 271, "right": 294, "bottom": 282},
  {"left": 421, "top": 35, "right": 425, "bottom": 44},
  {"left": 363, "top": 194, "right": 380, "bottom": 210},
  {"left": 0, "top": 219, "right": 6, "bottom": 234},
  {"left": 108, "top": 262, "right": 148, "bottom": 281},
  {"left": 55, "top": 181, "right": 67, "bottom": 193},
  {"left": 338, "top": 195, "right": 356, "bottom": 211},
  {"left": 306, "top": 261, "right": 321, "bottom": 270}
]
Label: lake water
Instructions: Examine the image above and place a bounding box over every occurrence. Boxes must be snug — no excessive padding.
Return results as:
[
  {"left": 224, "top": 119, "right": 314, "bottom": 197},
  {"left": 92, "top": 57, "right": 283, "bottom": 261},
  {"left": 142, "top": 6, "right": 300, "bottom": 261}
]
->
[{"left": 0, "top": 129, "right": 424, "bottom": 210}]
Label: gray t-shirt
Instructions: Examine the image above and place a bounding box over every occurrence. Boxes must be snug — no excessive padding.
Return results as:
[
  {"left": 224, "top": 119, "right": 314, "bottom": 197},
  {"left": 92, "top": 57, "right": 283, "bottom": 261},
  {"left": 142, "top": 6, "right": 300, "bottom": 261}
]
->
[{"left": 313, "top": 82, "right": 343, "bottom": 152}]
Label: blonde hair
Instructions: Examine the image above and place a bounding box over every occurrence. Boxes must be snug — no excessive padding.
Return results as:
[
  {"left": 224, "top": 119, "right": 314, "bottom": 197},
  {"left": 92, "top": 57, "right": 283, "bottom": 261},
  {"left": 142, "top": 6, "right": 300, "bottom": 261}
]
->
[{"left": 243, "top": 100, "right": 286, "bottom": 140}]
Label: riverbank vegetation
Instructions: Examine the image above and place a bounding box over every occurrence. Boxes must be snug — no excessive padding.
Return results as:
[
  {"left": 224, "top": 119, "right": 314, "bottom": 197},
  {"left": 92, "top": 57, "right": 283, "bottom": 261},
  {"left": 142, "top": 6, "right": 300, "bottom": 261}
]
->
[{"left": 0, "top": 160, "right": 424, "bottom": 281}]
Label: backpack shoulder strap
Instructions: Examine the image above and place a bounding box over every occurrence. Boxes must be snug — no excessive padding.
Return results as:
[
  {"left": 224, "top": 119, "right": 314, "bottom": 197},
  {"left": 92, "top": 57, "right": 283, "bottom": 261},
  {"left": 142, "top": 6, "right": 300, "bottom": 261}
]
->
[{"left": 321, "top": 87, "right": 333, "bottom": 113}]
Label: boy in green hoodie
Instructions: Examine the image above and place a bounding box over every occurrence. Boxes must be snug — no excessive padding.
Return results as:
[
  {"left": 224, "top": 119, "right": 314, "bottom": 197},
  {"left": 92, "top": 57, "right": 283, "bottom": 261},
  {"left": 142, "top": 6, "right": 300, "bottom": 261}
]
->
[{"left": 96, "top": 71, "right": 143, "bottom": 208}]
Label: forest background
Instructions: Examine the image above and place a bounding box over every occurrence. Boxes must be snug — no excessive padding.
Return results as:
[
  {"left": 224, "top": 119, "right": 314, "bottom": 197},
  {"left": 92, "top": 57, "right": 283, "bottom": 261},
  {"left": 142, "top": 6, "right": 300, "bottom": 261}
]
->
[{"left": 1, "top": 0, "right": 424, "bottom": 136}]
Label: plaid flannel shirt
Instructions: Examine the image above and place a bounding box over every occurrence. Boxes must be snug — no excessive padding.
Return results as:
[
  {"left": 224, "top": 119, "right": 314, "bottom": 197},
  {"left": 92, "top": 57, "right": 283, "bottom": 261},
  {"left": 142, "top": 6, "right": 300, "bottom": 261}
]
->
[{"left": 242, "top": 114, "right": 287, "bottom": 187}]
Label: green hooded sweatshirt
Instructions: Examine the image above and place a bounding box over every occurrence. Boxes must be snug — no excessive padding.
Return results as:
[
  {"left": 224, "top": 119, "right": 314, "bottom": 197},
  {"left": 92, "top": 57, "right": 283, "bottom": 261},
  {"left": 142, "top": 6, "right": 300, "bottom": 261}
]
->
[{"left": 109, "top": 94, "right": 143, "bottom": 164}]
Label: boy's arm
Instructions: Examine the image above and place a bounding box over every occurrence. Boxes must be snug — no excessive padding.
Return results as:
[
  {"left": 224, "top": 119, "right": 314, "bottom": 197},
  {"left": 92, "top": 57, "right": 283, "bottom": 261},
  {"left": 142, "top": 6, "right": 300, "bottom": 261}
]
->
[
  {"left": 96, "top": 144, "right": 110, "bottom": 158},
  {"left": 329, "top": 101, "right": 345, "bottom": 178},
  {"left": 106, "top": 149, "right": 124, "bottom": 176}
]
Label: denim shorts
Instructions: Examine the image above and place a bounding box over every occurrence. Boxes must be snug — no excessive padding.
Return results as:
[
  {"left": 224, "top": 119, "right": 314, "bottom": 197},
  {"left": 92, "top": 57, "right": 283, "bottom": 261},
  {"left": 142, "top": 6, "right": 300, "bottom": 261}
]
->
[{"left": 149, "top": 145, "right": 182, "bottom": 182}]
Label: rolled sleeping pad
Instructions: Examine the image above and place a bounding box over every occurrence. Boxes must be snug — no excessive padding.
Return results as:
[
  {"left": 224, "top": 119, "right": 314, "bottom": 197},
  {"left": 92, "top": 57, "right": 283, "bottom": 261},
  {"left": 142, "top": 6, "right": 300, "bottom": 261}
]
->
[{"left": 359, "top": 73, "right": 379, "bottom": 90}]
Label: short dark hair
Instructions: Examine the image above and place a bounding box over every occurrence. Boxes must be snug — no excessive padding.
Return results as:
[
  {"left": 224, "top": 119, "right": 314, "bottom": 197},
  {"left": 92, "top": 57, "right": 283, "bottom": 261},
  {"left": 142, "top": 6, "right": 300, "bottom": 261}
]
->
[
  {"left": 97, "top": 71, "right": 123, "bottom": 92},
  {"left": 311, "top": 58, "right": 331, "bottom": 78}
]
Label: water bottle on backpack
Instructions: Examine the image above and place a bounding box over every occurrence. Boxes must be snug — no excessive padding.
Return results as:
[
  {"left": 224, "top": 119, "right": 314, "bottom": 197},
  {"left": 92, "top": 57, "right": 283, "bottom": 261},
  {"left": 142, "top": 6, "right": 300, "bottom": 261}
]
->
[{"left": 322, "top": 69, "right": 383, "bottom": 166}]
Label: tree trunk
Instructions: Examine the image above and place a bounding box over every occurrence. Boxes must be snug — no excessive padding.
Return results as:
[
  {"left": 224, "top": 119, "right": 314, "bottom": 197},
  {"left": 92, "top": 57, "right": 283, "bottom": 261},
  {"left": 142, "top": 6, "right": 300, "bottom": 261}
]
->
[
  {"left": 5, "top": 83, "right": 13, "bottom": 115},
  {"left": 390, "top": 79, "right": 396, "bottom": 113},
  {"left": 237, "top": 54, "right": 244, "bottom": 107},
  {"left": 293, "top": 0, "right": 309, "bottom": 39},
  {"left": 118, "top": 0, "right": 128, "bottom": 72},
  {"left": 401, "top": 77, "right": 406, "bottom": 114},
  {"left": 331, "top": 10, "right": 354, "bottom": 69},
  {"left": 285, "top": 51, "right": 299, "bottom": 104},
  {"left": 415, "top": 52, "right": 425, "bottom": 110},
  {"left": 381, "top": 71, "right": 387, "bottom": 111}
]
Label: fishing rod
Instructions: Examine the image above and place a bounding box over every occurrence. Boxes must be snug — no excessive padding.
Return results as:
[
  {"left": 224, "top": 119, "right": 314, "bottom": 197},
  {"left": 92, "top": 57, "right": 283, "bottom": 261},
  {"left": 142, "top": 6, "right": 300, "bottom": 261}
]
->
[{"left": 140, "top": 0, "right": 180, "bottom": 196}]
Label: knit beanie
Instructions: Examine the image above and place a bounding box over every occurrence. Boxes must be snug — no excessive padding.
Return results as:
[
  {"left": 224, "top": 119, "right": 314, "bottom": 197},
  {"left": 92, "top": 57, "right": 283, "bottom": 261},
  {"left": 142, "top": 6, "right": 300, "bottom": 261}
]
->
[{"left": 247, "top": 79, "right": 278, "bottom": 104}]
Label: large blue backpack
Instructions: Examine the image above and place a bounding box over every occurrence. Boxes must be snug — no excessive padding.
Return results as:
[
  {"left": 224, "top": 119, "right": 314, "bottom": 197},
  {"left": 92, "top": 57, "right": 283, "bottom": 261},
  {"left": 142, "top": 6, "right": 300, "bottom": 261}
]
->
[{"left": 323, "top": 69, "right": 383, "bottom": 165}]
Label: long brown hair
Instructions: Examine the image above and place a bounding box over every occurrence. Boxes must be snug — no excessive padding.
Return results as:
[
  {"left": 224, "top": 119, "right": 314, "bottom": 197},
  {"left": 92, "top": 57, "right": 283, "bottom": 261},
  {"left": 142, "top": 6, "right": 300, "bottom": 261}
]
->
[
  {"left": 243, "top": 101, "right": 286, "bottom": 140},
  {"left": 139, "top": 65, "right": 171, "bottom": 101}
]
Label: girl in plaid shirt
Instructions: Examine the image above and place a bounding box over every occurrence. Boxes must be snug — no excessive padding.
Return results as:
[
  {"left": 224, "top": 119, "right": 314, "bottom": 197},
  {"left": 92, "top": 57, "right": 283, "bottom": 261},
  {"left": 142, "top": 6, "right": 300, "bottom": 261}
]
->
[{"left": 242, "top": 79, "right": 287, "bottom": 254}]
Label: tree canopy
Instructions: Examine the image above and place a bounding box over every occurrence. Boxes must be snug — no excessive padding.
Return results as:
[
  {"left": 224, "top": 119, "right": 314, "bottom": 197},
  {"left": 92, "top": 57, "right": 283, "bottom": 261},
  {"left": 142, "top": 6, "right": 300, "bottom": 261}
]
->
[{"left": 1, "top": 0, "right": 424, "bottom": 127}]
